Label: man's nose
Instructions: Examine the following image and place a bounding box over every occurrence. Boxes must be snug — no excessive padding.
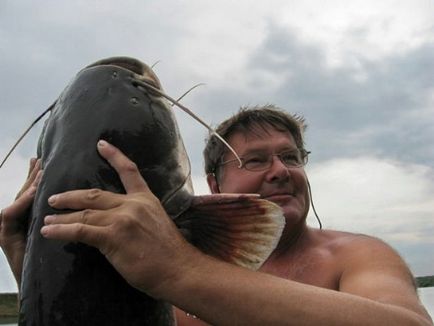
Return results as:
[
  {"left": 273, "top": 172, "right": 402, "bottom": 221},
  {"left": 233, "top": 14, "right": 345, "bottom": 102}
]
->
[{"left": 265, "top": 155, "right": 291, "bottom": 182}]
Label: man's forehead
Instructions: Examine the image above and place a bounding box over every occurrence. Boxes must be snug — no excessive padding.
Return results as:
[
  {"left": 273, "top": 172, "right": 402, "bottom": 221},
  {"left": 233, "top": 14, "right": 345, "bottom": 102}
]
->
[
  {"left": 231, "top": 123, "right": 294, "bottom": 138},
  {"left": 227, "top": 127, "right": 296, "bottom": 150}
]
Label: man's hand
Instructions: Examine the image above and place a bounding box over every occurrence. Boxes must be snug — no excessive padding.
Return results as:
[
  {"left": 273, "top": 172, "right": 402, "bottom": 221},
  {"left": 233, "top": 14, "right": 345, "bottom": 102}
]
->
[
  {"left": 0, "top": 158, "right": 42, "bottom": 284},
  {"left": 41, "top": 140, "right": 197, "bottom": 298}
]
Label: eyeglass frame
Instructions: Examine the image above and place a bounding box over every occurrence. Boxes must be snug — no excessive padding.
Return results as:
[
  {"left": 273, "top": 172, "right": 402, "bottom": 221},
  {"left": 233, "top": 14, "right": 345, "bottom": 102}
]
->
[{"left": 213, "top": 148, "right": 311, "bottom": 173}]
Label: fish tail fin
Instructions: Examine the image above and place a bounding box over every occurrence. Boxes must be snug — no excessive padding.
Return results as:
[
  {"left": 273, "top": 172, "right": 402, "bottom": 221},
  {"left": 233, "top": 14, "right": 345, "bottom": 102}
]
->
[{"left": 175, "top": 194, "right": 285, "bottom": 270}]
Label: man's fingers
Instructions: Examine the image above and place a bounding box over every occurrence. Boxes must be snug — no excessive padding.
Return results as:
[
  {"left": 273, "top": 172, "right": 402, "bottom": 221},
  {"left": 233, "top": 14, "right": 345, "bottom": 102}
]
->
[
  {"left": 97, "top": 140, "right": 149, "bottom": 194},
  {"left": 27, "top": 158, "right": 37, "bottom": 177},
  {"left": 16, "top": 159, "right": 41, "bottom": 200},
  {"left": 41, "top": 223, "right": 106, "bottom": 249},
  {"left": 33, "top": 170, "right": 43, "bottom": 188},
  {"left": 48, "top": 189, "right": 123, "bottom": 210},
  {"left": 44, "top": 209, "right": 108, "bottom": 228}
]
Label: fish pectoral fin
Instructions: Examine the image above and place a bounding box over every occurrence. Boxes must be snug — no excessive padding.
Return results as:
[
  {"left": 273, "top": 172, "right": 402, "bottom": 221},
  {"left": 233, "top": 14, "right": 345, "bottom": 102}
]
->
[{"left": 175, "top": 194, "right": 285, "bottom": 270}]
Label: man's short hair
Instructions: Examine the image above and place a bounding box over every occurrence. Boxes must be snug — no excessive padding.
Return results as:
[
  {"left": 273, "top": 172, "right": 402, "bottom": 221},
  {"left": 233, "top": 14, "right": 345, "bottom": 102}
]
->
[{"left": 203, "top": 104, "right": 306, "bottom": 177}]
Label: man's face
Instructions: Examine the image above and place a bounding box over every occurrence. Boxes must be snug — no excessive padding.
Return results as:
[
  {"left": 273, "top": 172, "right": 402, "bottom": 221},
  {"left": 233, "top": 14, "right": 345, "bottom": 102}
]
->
[{"left": 213, "top": 126, "right": 310, "bottom": 226}]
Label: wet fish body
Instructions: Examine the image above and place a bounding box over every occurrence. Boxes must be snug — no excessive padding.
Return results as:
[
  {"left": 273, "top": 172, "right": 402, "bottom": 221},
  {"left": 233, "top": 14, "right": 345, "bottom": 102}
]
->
[{"left": 19, "top": 57, "right": 283, "bottom": 326}]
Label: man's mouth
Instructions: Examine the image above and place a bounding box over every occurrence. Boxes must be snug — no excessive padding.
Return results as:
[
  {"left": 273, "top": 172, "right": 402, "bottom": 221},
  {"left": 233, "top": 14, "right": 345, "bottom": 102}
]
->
[{"left": 261, "top": 192, "right": 294, "bottom": 201}]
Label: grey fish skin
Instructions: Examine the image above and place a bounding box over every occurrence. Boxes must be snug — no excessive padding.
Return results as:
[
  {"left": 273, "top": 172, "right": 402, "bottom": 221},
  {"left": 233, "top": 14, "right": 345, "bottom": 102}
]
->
[{"left": 20, "top": 58, "right": 186, "bottom": 326}]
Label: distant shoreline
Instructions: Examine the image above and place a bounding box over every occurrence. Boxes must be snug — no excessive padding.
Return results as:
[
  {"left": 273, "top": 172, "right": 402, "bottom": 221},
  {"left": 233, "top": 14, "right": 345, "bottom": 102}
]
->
[
  {"left": 0, "top": 293, "right": 18, "bottom": 317},
  {"left": 417, "top": 276, "right": 434, "bottom": 288}
]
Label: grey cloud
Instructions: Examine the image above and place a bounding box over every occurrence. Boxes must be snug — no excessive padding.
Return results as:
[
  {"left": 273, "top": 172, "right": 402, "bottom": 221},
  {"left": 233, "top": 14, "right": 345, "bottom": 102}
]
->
[
  {"left": 254, "top": 24, "right": 434, "bottom": 166},
  {"left": 189, "top": 22, "right": 434, "bottom": 169}
]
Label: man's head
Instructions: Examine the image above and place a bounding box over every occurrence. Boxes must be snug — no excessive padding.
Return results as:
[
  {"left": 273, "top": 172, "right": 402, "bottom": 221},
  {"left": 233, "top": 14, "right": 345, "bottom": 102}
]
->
[
  {"left": 203, "top": 105, "right": 310, "bottom": 226},
  {"left": 204, "top": 104, "right": 307, "bottom": 180}
]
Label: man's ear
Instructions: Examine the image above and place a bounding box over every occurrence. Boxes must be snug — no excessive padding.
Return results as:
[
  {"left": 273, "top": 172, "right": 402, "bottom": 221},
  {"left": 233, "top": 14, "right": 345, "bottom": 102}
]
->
[{"left": 206, "top": 173, "right": 220, "bottom": 193}]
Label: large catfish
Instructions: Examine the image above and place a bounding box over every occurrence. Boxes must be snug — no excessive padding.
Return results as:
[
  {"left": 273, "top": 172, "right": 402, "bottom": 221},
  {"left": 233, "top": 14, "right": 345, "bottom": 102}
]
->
[{"left": 19, "top": 57, "right": 284, "bottom": 326}]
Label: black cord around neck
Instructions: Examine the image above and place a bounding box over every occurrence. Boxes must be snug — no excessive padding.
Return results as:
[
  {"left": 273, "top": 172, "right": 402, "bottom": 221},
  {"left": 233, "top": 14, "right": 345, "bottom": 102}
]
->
[{"left": 307, "top": 180, "right": 323, "bottom": 229}]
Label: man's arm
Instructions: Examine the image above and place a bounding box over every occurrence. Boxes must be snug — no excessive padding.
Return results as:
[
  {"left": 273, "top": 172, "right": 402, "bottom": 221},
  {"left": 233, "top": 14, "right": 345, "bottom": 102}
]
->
[
  {"left": 41, "top": 141, "right": 433, "bottom": 326},
  {"left": 157, "top": 241, "right": 431, "bottom": 326},
  {"left": 175, "top": 235, "right": 431, "bottom": 326},
  {"left": 0, "top": 158, "right": 41, "bottom": 285}
]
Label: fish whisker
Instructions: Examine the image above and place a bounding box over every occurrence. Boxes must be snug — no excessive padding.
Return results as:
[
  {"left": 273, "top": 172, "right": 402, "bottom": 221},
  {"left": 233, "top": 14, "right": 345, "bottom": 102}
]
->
[
  {"left": 174, "top": 83, "right": 206, "bottom": 105},
  {"left": 151, "top": 60, "right": 161, "bottom": 69},
  {"left": 133, "top": 79, "right": 243, "bottom": 169},
  {"left": 0, "top": 102, "right": 54, "bottom": 169}
]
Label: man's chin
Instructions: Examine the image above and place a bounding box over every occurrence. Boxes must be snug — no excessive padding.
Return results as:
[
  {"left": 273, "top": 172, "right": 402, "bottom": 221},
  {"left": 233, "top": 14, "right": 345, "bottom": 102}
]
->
[
  {"left": 262, "top": 195, "right": 307, "bottom": 221},
  {"left": 280, "top": 204, "right": 307, "bottom": 223}
]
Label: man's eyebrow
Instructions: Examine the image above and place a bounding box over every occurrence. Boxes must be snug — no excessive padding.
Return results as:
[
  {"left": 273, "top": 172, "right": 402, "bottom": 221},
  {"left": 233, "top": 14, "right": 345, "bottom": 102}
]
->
[
  {"left": 241, "top": 146, "right": 298, "bottom": 156},
  {"left": 239, "top": 146, "right": 297, "bottom": 158}
]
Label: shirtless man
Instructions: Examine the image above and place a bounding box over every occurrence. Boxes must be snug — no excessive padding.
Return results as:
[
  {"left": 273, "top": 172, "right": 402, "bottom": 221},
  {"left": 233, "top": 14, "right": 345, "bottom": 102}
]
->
[{"left": 1, "top": 105, "right": 432, "bottom": 325}]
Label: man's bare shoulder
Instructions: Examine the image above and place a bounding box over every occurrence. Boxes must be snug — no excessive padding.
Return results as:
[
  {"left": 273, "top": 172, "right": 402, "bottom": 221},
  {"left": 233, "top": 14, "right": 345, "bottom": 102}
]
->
[
  {"left": 310, "top": 228, "right": 399, "bottom": 257},
  {"left": 308, "top": 228, "right": 416, "bottom": 286},
  {"left": 310, "top": 228, "right": 432, "bottom": 319}
]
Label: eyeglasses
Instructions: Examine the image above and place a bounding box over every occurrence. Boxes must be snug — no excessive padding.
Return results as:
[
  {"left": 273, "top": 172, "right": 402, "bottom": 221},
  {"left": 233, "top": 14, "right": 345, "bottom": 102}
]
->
[{"left": 216, "top": 149, "right": 310, "bottom": 172}]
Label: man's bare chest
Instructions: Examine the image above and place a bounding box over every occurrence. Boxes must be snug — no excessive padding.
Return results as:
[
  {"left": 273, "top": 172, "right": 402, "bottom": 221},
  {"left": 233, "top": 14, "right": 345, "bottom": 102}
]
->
[{"left": 259, "top": 249, "right": 342, "bottom": 290}]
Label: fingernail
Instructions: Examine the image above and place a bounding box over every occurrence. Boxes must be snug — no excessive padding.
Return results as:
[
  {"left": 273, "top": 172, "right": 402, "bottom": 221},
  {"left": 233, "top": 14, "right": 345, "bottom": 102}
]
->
[
  {"left": 40, "top": 226, "right": 49, "bottom": 237},
  {"left": 48, "top": 195, "right": 57, "bottom": 205},
  {"left": 44, "top": 215, "right": 55, "bottom": 224},
  {"left": 98, "top": 140, "right": 108, "bottom": 147}
]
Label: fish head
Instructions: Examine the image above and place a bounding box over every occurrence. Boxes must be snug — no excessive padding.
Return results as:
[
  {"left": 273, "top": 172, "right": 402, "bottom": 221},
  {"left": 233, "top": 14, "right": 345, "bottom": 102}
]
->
[{"left": 38, "top": 56, "right": 194, "bottom": 219}]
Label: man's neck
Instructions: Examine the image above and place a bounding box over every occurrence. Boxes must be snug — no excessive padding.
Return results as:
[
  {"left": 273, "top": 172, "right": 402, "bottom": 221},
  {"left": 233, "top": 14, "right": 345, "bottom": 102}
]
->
[{"left": 271, "top": 221, "right": 310, "bottom": 258}]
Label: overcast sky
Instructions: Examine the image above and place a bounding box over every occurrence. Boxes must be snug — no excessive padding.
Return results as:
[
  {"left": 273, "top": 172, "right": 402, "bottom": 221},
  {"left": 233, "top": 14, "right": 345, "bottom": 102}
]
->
[{"left": 0, "top": 0, "right": 433, "bottom": 310}]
